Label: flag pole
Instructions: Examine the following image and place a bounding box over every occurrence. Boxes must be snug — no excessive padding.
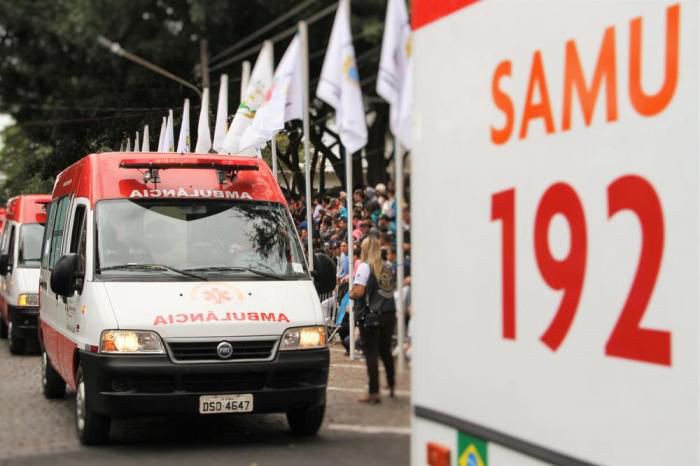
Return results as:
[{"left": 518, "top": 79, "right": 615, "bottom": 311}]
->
[
  {"left": 241, "top": 60, "right": 251, "bottom": 100},
  {"left": 344, "top": 145, "right": 356, "bottom": 360},
  {"left": 271, "top": 131, "right": 278, "bottom": 180},
  {"left": 395, "top": 139, "right": 406, "bottom": 374},
  {"left": 299, "top": 20, "right": 314, "bottom": 271}
]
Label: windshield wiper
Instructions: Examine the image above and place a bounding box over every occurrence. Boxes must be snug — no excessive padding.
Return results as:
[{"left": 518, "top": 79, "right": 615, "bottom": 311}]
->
[
  {"left": 99, "top": 263, "right": 208, "bottom": 281},
  {"left": 184, "top": 266, "right": 285, "bottom": 280}
]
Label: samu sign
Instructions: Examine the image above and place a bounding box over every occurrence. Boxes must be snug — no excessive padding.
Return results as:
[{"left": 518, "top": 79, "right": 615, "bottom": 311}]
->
[
  {"left": 411, "top": 1, "right": 699, "bottom": 464},
  {"left": 490, "top": 4, "right": 679, "bottom": 144}
]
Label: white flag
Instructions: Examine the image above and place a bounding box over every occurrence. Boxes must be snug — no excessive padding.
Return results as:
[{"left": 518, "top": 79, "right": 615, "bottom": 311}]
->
[
  {"left": 126, "top": 137, "right": 131, "bottom": 152},
  {"left": 157, "top": 117, "right": 166, "bottom": 152},
  {"left": 195, "top": 88, "right": 212, "bottom": 153},
  {"left": 377, "top": 0, "right": 412, "bottom": 149},
  {"left": 177, "top": 99, "right": 191, "bottom": 153},
  {"left": 135, "top": 131, "right": 140, "bottom": 153},
  {"left": 240, "top": 36, "right": 303, "bottom": 152},
  {"left": 166, "top": 109, "right": 175, "bottom": 152},
  {"left": 316, "top": 0, "right": 367, "bottom": 154},
  {"left": 396, "top": 60, "right": 412, "bottom": 149},
  {"left": 212, "top": 74, "right": 229, "bottom": 152},
  {"left": 142, "top": 125, "right": 150, "bottom": 152},
  {"left": 221, "top": 41, "right": 274, "bottom": 156}
]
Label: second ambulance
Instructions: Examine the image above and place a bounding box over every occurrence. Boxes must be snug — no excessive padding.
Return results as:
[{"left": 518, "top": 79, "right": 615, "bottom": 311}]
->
[
  {"left": 39, "top": 152, "right": 336, "bottom": 445},
  {"left": 0, "top": 194, "right": 50, "bottom": 354}
]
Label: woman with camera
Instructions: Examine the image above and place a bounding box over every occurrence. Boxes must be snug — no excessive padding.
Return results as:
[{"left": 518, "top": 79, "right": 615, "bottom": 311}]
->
[{"left": 349, "top": 236, "right": 396, "bottom": 404}]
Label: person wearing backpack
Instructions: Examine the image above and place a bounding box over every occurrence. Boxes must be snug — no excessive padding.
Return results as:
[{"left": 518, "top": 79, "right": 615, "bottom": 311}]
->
[{"left": 350, "top": 236, "right": 396, "bottom": 404}]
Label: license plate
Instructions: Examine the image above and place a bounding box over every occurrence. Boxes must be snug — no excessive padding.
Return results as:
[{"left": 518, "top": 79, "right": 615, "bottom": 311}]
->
[{"left": 199, "top": 394, "right": 253, "bottom": 414}]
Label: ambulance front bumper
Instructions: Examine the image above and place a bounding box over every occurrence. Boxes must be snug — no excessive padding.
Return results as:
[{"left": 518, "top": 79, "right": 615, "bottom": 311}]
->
[
  {"left": 10, "top": 306, "right": 39, "bottom": 340},
  {"left": 78, "top": 348, "right": 329, "bottom": 418}
]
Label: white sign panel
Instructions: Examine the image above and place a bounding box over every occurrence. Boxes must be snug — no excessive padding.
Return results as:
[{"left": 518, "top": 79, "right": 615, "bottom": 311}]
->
[{"left": 412, "top": 1, "right": 698, "bottom": 464}]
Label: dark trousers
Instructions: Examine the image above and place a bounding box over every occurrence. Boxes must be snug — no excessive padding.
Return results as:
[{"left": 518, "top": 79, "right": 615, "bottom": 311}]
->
[{"left": 359, "top": 312, "right": 396, "bottom": 394}]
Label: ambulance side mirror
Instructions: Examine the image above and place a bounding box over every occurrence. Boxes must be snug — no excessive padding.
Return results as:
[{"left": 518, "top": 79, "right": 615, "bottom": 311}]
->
[
  {"left": 0, "top": 254, "right": 9, "bottom": 276},
  {"left": 312, "top": 253, "right": 336, "bottom": 295},
  {"left": 51, "top": 253, "right": 79, "bottom": 297}
]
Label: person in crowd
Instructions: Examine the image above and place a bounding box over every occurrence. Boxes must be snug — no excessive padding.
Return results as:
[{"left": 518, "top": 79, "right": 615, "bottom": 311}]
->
[
  {"left": 337, "top": 241, "right": 349, "bottom": 283},
  {"left": 353, "top": 189, "right": 365, "bottom": 208},
  {"left": 320, "top": 216, "right": 334, "bottom": 242},
  {"left": 350, "top": 236, "right": 397, "bottom": 404}
]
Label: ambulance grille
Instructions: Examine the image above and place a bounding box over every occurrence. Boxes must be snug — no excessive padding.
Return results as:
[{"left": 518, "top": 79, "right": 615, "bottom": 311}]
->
[{"left": 167, "top": 339, "right": 277, "bottom": 362}]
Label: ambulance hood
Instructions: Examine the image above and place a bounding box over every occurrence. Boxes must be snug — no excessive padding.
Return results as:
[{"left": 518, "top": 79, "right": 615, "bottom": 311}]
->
[
  {"left": 102, "top": 280, "right": 322, "bottom": 339},
  {"left": 15, "top": 267, "right": 40, "bottom": 295}
]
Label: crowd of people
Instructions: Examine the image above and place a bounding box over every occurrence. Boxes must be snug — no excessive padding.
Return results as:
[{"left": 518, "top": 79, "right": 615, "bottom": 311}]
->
[
  {"left": 288, "top": 181, "right": 411, "bottom": 283},
  {"left": 287, "top": 180, "right": 412, "bottom": 404}
]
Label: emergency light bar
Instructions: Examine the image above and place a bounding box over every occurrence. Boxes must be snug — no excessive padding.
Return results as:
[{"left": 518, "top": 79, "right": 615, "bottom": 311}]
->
[{"left": 119, "top": 158, "right": 259, "bottom": 184}]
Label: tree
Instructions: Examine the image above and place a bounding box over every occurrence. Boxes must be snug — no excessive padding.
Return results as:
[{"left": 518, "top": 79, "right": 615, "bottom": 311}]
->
[{"left": 0, "top": 0, "right": 390, "bottom": 196}]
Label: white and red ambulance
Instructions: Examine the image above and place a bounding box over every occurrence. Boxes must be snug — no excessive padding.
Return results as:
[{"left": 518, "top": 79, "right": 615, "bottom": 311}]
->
[
  {"left": 0, "top": 194, "right": 50, "bottom": 354},
  {"left": 412, "top": 1, "right": 697, "bottom": 465},
  {"left": 38, "top": 152, "right": 336, "bottom": 445}
]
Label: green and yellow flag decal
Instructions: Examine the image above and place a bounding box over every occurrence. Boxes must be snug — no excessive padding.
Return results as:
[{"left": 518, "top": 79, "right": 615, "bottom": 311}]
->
[{"left": 458, "top": 432, "right": 488, "bottom": 466}]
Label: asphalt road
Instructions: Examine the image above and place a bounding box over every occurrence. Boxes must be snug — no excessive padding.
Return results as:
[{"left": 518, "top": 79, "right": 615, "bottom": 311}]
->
[{"left": 0, "top": 341, "right": 410, "bottom": 466}]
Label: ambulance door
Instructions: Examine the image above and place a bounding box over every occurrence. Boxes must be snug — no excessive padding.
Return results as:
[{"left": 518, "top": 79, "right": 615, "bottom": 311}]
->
[
  {"left": 59, "top": 200, "right": 87, "bottom": 380},
  {"left": 1, "top": 223, "right": 17, "bottom": 324},
  {"left": 39, "top": 196, "right": 71, "bottom": 367}
]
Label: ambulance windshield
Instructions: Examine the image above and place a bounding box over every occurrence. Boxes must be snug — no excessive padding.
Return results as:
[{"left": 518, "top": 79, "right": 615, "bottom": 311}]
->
[
  {"left": 18, "top": 224, "right": 44, "bottom": 267},
  {"left": 95, "top": 199, "right": 308, "bottom": 279}
]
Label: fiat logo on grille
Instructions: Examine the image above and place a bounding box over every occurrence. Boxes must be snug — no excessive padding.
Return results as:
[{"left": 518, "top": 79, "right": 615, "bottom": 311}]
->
[{"left": 216, "top": 342, "right": 233, "bottom": 359}]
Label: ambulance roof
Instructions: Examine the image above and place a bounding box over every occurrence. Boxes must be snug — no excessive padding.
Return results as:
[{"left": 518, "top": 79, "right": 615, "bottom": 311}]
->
[
  {"left": 6, "top": 194, "right": 51, "bottom": 224},
  {"left": 52, "top": 152, "right": 286, "bottom": 206}
]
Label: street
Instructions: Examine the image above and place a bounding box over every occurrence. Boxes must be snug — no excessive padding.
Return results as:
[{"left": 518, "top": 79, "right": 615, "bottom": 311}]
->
[{"left": 0, "top": 342, "right": 410, "bottom": 466}]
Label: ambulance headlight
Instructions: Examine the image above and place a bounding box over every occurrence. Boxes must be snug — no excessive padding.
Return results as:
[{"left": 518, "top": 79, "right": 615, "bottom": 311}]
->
[
  {"left": 99, "top": 330, "right": 165, "bottom": 354},
  {"left": 17, "top": 293, "right": 39, "bottom": 307},
  {"left": 280, "top": 326, "right": 327, "bottom": 350}
]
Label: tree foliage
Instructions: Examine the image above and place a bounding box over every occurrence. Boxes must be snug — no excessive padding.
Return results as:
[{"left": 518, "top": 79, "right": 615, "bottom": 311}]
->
[{"left": 0, "top": 0, "right": 391, "bottom": 199}]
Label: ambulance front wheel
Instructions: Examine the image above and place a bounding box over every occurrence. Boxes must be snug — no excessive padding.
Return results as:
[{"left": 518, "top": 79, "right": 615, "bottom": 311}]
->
[
  {"left": 42, "top": 350, "right": 65, "bottom": 399},
  {"left": 286, "top": 401, "right": 326, "bottom": 436},
  {"left": 76, "top": 365, "right": 110, "bottom": 445}
]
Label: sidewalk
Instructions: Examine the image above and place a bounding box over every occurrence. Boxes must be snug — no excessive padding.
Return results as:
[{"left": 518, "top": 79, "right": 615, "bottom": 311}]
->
[{"left": 323, "top": 343, "right": 411, "bottom": 435}]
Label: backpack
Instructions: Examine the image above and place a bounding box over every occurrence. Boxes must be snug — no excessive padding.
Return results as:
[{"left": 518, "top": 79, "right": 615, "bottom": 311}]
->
[{"left": 367, "top": 262, "right": 396, "bottom": 313}]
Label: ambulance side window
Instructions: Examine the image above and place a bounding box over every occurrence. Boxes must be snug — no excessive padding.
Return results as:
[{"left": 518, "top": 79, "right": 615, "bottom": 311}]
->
[
  {"left": 6, "top": 226, "right": 15, "bottom": 268},
  {"left": 47, "top": 197, "right": 70, "bottom": 270},
  {"left": 41, "top": 201, "right": 57, "bottom": 269},
  {"left": 0, "top": 223, "right": 10, "bottom": 254},
  {"left": 69, "top": 206, "right": 85, "bottom": 253},
  {"left": 69, "top": 206, "right": 87, "bottom": 282}
]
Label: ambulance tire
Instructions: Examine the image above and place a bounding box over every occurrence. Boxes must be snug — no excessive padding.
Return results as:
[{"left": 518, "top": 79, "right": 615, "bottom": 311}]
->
[
  {"left": 7, "top": 319, "right": 25, "bottom": 355},
  {"left": 286, "top": 402, "right": 325, "bottom": 436},
  {"left": 0, "top": 318, "right": 6, "bottom": 339},
  {"left": 42, "top": 350, "right": 66, "bottom": 399},
  {"left": 76, "top": 365, "right": 110, "bottom": 445}
]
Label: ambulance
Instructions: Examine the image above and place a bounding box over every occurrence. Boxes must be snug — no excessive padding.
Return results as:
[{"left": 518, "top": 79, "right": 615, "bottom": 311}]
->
[
  {"left": 412, "top": 0, "right": 697, "bottom": 465},
  {"left": 38, "top": 152, "right": 336, "bottom": 445},
  {"left": 0, "top": 195, "right": 50, "bottom": 354}
]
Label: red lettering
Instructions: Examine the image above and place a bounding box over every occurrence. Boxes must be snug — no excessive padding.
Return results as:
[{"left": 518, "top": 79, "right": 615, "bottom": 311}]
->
[
  {"left": 247, "top": 312, "right": 260, "bottom": 321},
  {"left": 562, "top": 26, "right": 617, "bottom": 130},
  {"left": 629, "top": 4, "right": 680, "bottom": 116},
  {"left": 153, "top": 315, "right": 167, "bottom": 326},
  {"left": 175, "top": 314, "right": 187, "bottom": 323},
  {"left": 206, "top": 311, "right": 219, "bottom": 322},
  {"left": 278, "top": 313, "right": 290, "bottom": 323},
  {"left": 519, "top": 51, "right": 555, "bottom": 139},
  {"left": 260, "top": 312, "right": 275, "bottom": 321},
  {"left": 190, "top": 313, "right": 204, "bottom": 322},
  {"left": 490, "top": 60, "right": 514, "bottom": 145}
]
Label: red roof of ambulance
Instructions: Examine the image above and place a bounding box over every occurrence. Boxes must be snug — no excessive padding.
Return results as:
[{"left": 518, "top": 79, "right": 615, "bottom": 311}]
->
[
  {"left": 6, "top": 194, "right": 51, "bottom": 224},
  {"left": 52, "top": 152, "right": 286, "bottom": 206}
]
